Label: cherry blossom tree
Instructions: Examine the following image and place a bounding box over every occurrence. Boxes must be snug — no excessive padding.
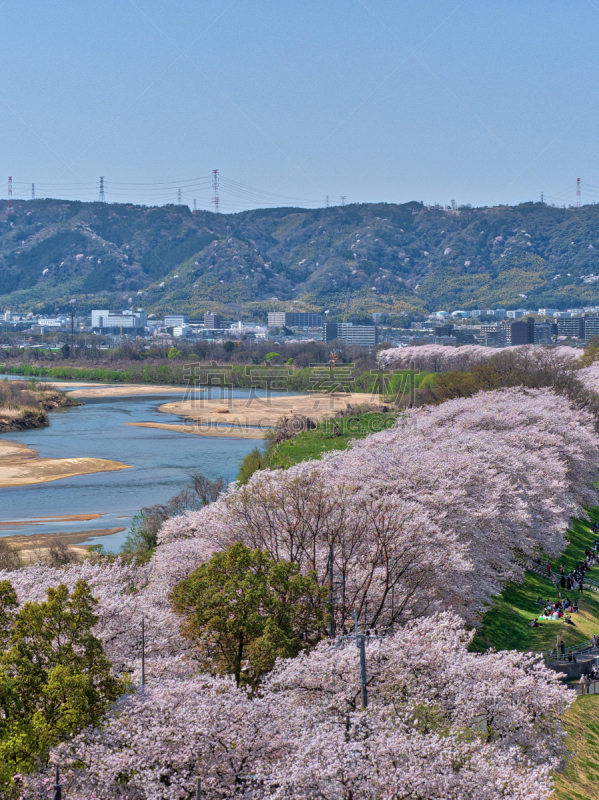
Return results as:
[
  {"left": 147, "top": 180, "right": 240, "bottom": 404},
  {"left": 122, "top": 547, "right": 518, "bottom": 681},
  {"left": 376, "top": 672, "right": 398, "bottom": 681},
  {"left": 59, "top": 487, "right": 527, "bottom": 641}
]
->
[{"left": 21, "top": 614, "right": 571, "bottom": 800}]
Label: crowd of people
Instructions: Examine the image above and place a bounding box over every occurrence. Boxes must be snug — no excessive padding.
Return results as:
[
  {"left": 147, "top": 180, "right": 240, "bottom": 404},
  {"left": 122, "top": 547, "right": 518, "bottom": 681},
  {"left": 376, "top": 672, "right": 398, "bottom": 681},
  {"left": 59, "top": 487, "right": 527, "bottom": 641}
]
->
[
  {"left": 548, "top": 557, "right": 595, "bottom": 593},
  {"left": 533, "top": 596, "right": 579, "bottom": 627}
]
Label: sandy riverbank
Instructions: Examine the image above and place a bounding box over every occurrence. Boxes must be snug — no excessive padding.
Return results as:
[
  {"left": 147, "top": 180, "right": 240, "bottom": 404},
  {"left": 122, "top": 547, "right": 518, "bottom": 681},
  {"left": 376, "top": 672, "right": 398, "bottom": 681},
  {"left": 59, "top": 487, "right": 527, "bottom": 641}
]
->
[
  {"left": 128, "top": 421, "right": 266, "bottom": 439},
  {"left": 48, "top": 382, "right": 202, "bottom": 399},
  {"left": 1, "top": 527, "right": 125, "bottom": 561},
  {"left": 158, "top": 392, "right": 380, "bottom": 429},
  {"left": 0, "top": 439, "right": 130, "bottom": 489}
]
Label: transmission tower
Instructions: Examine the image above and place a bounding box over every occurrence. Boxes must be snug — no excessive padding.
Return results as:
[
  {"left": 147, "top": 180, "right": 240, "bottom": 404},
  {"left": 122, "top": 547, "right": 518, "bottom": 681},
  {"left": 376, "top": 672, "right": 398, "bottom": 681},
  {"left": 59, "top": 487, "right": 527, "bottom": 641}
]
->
[
  {"left": 340, "top": 195, "right": 346, "bottom": 206},
  {"left": 6, "top": 176, "right": 13, "bottom": 216},
  {"left": 31, "top": 183, "right": 35, "bottom": 200},
  {"left": 212, "top": 170, "right": 219, "bottom": 213},
  {"left": 193, "top": 198, "right": 197, "bottom": 212},
  {"left": 99, "top": 177, "right": 105, "bottom": 202},
  {"left": 325, "top": 195, "right": 330, "bottom": 208},
  {"left": 576, "top": 178, "right": 581, "bottom": 209},
  {"left": 177, "top": 188, "right": 182, "bottom": 205}
]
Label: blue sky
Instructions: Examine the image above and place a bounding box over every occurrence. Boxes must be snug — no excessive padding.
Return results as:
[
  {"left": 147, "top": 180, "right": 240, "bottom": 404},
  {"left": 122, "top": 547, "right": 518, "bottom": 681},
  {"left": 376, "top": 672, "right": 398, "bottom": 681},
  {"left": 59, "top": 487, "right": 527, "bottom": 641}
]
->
[{"left": 2, "top": 1, "right": 599, "bottom": 211}]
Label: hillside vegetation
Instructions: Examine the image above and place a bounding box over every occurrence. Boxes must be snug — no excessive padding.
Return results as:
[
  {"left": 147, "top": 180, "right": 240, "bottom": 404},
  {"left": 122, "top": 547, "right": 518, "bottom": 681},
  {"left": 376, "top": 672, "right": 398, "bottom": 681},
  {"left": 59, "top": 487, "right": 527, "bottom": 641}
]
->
[{"left": 4, "top": 198, "right": 599, "bottom": 317}]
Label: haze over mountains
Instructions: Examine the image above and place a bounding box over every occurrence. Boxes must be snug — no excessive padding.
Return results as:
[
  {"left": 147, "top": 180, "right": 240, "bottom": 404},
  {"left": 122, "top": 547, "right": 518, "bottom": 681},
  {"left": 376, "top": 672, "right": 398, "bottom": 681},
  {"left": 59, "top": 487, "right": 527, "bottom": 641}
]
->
[{"left": 2, "top": 198, "right": 599, "bottom": 320}]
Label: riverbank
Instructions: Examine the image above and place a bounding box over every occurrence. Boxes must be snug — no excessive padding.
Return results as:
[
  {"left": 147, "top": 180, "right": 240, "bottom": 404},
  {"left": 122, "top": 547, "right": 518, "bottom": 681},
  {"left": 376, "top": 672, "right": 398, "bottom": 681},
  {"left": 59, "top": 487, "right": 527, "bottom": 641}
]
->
[
  {"left": 0, "top": 380, "right": 79, "bottom": 433},
  {"left": 0, "top": 438, "right": 130, "bottom": 489}
]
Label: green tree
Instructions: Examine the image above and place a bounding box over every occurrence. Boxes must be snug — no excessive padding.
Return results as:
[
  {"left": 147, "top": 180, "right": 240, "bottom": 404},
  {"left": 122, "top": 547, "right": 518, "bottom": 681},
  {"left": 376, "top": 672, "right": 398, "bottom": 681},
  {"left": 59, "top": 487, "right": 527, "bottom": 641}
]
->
[
  {"left": 167, "top": 346, "right": 182, "bottom": 359},
  {"left": 223, "top": 340, "right": 236, "bottom": 358},
  {"left": 236, "top": 446, "right": 267, "bottom": 484},
  {"left": 0, "top": 580, "right": 125, "bottom": 792},
  {"left": 170, "top": 543, "right": 326, "bottom": 687}
]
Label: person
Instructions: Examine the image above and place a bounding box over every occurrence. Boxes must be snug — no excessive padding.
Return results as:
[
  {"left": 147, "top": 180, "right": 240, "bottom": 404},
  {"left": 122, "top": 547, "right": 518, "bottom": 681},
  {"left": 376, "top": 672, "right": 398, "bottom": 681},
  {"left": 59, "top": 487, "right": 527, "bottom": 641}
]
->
[
  {"left": 565, "top": 615, "right": 576, "bottom": 626},
  {"left": 536, "top": 597, "right": 544, "bottom": 606},
  {"left": 561, "top": 574, "right": 566, "bottom": 588},
  {"left": 557, "top": 609, "right": 564, "bottom": 619},
  {"left": 560, "top": 564, "right": 565, "bottom": 575},
  {"left": 579, "top": 580, "right": 584, "bottom": 594},
  {"left": 573, "top": 601, "right": 579, "bottom": 613},
  {"left": 547, "top": 561, "right": 552, "bottom": 576},
  {"left": 530, "top": 618, "right": 543, "bottom": 627},
  {"left": 580, "top": 674, "right": 591, "bottom": 695},
  {"left": 560, "top": 637, "right": 565, "bottom": 655}
]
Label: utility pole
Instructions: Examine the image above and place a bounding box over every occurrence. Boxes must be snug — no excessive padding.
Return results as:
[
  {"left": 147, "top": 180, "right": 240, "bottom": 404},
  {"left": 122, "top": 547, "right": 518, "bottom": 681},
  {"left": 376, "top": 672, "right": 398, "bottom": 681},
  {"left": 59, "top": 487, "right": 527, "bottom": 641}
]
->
[
  {"left": 6, "top": 176, "right": 13, "bottom": 216},
  {"left": 52, "top": 765, "right": 62, "bottom": 800},
  {"left": 195, "top": 778, "right": 202, "bottom": 800},
  {"left": 70, "top": 308, "right": 75, "bottom": 353},
  {"left": 328, "top": 543, "right": 335, "bottom": 638},
  {"left": 99, "top": 176, "right": 105, "bottom": 202},
  {"left": 334, "top": 611, "right": 385, "bottom": 711},
  {"left": 212, "top": 169, "right": 220, "bottom": 213}
]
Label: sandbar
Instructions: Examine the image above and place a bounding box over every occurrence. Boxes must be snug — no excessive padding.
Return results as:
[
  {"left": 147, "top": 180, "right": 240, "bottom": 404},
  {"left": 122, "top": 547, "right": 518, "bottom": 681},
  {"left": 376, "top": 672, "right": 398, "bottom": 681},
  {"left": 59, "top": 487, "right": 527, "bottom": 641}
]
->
[
  {"left": 1, "top": 527, "right": 125, "bottom": 562},
  {"left": 0, "top": 439, "right": 130, "bottom": 489},
  {"left": 127, "top": 421, "right": 266, "bottom": 439},
  {"left": 158, "top": 392, "right": 381, "bottom": 430},
  {"left": 0, "top": 513, "right": 103, "bottom": 528},
  {"left": 60, "top": 383, "right": 202, "bottom": 399}
]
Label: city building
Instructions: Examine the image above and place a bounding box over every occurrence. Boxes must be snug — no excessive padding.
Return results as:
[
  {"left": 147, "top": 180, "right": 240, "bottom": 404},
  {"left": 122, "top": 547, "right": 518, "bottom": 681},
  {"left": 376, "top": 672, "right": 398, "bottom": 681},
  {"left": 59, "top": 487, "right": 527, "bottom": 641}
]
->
[
  {"left": 557, "top": 317, "right": 585, "bottom": 339},
  {"left": 534, "top": 323, "right": 553, "bottom": 345},
  {"left": 91, "top": 309, "right": 147, "bottom": 333},
  {"left": 584, "top": 317, "right": 599, "bottom": 342},
  {"left": 164, "top": 314, "right": 190, "bottom": 327},
  {"left": 433, "top": 325, "right": 453, "bottom": 338},
  {"left": 324, "top": 322, "right": 377, "bottom": 346},
  {"left": 267, "top": 311, "right": 323, "bottom": 328},
  {"left": 505, "top": 317, "right": 535, "bottom": 345},
  {"left": 479, "top": 325, "right": 507, "bottom": 347},
  {"left": 173, "top": 324, "right": 193, "bottom": 338},
  {"left": 203, "top": 312, "right": 222, "bottom": 329},
  {"left": 37, "top": 318, "right": 65, "bottom": 328}
]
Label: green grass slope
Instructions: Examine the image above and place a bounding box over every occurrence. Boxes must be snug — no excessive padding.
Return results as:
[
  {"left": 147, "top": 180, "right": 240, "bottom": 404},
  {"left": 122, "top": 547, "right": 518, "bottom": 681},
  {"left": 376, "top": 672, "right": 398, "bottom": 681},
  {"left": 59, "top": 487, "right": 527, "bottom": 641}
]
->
[
  {"left": 266, "top": 411, "right": 399, "bottom": 469},
  {"left": 553, "top": 695, "right": 599, "bottom": 800},
  {"left": 473, "top": 516, "right": 599, "bottom": 653}
]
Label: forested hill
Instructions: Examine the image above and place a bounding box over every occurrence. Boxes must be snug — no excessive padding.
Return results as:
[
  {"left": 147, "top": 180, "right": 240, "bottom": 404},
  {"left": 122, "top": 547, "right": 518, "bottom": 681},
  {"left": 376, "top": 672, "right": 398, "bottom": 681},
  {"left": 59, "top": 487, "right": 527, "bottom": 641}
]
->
[{"left": 3, "top": 198, "right": 599, "bottom": 319}]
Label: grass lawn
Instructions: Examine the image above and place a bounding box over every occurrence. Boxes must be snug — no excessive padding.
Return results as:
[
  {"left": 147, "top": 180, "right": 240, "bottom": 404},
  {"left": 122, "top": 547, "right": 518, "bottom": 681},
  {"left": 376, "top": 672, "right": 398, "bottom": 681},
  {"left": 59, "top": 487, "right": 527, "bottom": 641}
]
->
[
  {"left": 552, "top": 695, "right": 599, "bottom": 800},
  {"left": 267, "top": 411, "right": 399, "bottom": 469},
  {"left": 473, "top": 516, "right": 599, "bottom": 653}
]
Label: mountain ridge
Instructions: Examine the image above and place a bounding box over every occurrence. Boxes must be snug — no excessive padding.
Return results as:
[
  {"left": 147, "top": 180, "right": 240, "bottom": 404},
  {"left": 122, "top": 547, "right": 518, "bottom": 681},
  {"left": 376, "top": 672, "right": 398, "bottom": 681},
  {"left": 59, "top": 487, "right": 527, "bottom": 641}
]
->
[{"left": 2, "top": 198, "right": 599, "bottom": 320}]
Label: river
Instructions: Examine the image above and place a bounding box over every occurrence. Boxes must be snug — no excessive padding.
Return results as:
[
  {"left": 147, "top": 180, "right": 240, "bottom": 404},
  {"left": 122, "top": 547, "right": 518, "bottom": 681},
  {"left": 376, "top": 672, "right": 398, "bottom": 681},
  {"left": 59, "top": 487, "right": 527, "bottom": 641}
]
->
[{"left": 0, "top": 385, "right": 261, "bottom": 552}]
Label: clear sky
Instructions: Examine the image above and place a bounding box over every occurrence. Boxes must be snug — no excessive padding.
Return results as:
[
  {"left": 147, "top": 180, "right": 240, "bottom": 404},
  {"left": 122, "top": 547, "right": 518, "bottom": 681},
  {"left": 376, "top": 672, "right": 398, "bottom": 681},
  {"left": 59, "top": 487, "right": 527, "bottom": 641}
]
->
[{"left": 2, "top": 1, "right": 599, "bottom": 211}]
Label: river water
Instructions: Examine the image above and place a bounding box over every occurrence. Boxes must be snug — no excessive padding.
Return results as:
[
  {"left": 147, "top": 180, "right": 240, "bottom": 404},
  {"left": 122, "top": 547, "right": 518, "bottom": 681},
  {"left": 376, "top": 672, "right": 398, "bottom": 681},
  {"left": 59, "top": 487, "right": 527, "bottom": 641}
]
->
[{"left": 0, "top": 384, "right": 261, "bottom": 552}]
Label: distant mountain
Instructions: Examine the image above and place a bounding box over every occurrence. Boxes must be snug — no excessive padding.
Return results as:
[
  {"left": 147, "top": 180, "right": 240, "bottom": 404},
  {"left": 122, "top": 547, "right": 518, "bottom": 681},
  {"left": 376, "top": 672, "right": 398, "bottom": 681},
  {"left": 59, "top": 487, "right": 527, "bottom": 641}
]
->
[{"left": 2, "top": 198, "right": 599, "bottom": 320}]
